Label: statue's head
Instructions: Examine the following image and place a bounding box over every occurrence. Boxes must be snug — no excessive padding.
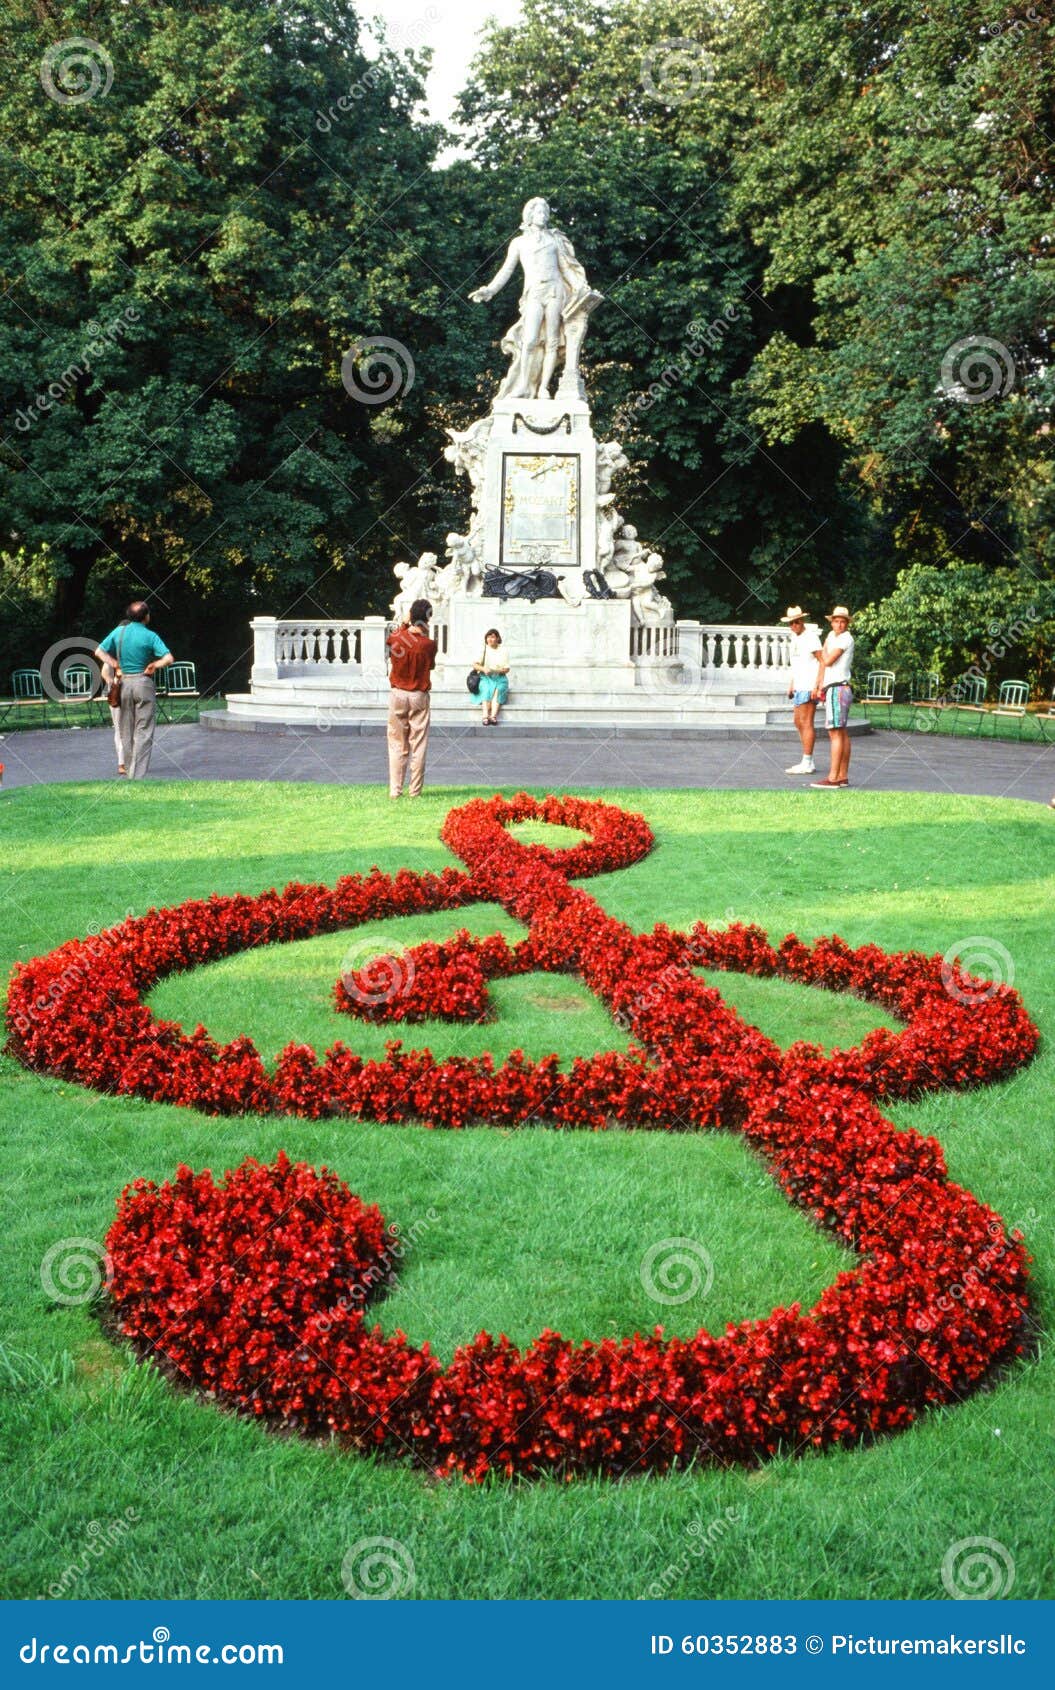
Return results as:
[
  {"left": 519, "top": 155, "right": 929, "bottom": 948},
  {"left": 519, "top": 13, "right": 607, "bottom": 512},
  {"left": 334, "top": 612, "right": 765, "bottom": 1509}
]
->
[
  {"left": 521, "top": 197, "right": 550, "bottom": 229},
  {"left": 418, "top": 552, "right": 438, "bottom": 569}
]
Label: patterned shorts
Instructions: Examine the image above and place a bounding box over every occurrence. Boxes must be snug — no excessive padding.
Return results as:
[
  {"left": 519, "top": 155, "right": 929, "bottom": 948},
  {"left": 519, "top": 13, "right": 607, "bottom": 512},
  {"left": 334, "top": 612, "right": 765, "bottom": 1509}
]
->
[{"left": 824, "top": 683, "right": 853, "bottom": 730}]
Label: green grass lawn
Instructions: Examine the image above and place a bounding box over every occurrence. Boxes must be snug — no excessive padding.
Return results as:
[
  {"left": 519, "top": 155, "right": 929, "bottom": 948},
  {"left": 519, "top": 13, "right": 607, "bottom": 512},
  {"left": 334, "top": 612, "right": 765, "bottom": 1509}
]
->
[
  {"left": 860, "top": 699, "right": 1054, "bottom": 744},
  {"left": 0, "top": 781, "right": 1052, "bottom": 1602},
  {"left": 0, "top": 695, "right": 224, "bottom": 733}
]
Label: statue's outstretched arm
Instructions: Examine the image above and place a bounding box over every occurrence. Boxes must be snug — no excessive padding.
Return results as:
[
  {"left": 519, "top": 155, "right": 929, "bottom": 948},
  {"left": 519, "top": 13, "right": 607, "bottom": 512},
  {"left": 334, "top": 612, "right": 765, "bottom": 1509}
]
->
[{"left": 469, "top": 238, "right": 520, "bottom": 304}]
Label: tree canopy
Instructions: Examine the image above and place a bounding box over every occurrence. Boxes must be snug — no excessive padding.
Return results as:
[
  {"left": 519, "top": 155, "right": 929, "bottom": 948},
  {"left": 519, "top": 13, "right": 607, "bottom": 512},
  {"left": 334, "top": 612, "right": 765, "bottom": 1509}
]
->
[{"left": 2, "top": 0, "right": 1051, "bottom": 688}]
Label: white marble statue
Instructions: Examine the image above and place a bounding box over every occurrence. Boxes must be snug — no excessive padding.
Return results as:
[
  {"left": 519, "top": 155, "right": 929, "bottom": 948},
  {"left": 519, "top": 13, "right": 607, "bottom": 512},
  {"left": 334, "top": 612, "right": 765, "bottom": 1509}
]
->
[
  {"left": 603, "top": 522, "right": 644, "bottom": 591},
  {"left": 628, "top": 552, "right": 674, "bottom": 626},
  {"left": 469, "top": 198, "right": 603, "bottom": 401},
  {"left": 596, "top": 440, "right": 628, "bottom": 497},
  {"left": 596, "top": 498, "right": 623, "bottom": 574},
  {"left": 390, "top": 552, "right": 441, "bottom": 621},
  {"left": 444, "top": 417, "right": 491, "bottom": 500},
  {"left": 438, "top": 531, "right": 484, "bottom": 598}
]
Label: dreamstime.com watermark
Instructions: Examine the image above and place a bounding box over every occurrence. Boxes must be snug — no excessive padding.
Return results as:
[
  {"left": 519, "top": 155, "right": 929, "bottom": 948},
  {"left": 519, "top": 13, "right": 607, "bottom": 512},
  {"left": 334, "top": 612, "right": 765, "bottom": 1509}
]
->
[
  {"left": 914, "top": 7, "right": 1048, "bottom": 131},
  {"left": 632, "top": 307, "right": 741, "bottom": 412},
  {"left": 939, "top": 334, "right": 1015, "bottom": 403},
  {"left": 315, "top": 1206, "right": 441, "bottom": 1330},
  {"left": 339, "top": 934, "right": 416, "bottom": 1007},
  {"left": 641, "top": 1508, "right": 743, "bottom": 1599},
  {"left": 917, "top": 1208, "right": 1039, "bottom": 1335},
  {"left": 612, "top": 933, "right": 716, "bottom": 1034},
  {"left": 40, "top": 1238, "right": 113, "bottom": 1306},
  {"left": 18, "top": 1626, "right": 283, "bottom": 1665},
  {"left": 341, "top": 1536, "right": 415, "bottom": 1599},
  {"left": 314, "top": 667, "right": 389, "bottom": 730},
  {"left": 640, "top": 38, "right": 716, "bottom": 106},
  {"left": 314, "top": 10, "right": 442, "bottom": 129},
  {"left": 640, "top": 1237, "right": 714, "bottom": 1305},
  {"left": 12, "top": 307, "right": 141, "bottom": 433},
  {"left": 12, "top": 913, "right": 137, "bottom": 1043},
  {"left": 39, "top": 1511, "right": 140, "bottom": 1600},
  {"left": 940, "top": 936, "right": 1015, "bottom": 1006},
  {"left": 40, "top": 38, "right": 113, "bottom": 105},
  {"left": 916, "top": 605, "right": 1042, "bottom": 722},
  {"left": 941, "top": 1536, "right": 1016, "bottom": 1599},
  {"left": 639, "top": 653, "right": 711, "bottom": 700},
  {"left": 341, "top": 337, "right": 415, "bottom": 404}
]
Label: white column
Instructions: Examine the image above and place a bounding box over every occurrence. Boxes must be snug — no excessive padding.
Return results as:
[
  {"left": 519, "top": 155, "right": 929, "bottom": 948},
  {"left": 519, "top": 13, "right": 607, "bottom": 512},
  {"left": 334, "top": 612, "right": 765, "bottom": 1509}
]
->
[
  {"left": 360, "top": 615, "right": 388, "bottom": 686},
  {"left": 676, "top": 620, "right": 703, "bottom": 669},
  {"left": 250, "top": 616, "right": 278, "bottom": 685}
]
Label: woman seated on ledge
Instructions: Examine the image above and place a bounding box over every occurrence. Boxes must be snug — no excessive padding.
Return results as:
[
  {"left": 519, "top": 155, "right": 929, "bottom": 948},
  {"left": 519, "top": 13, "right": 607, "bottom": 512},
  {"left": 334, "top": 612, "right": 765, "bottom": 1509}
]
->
[{"left": 474, "top": 628, "right": 510, "bottom": 726}]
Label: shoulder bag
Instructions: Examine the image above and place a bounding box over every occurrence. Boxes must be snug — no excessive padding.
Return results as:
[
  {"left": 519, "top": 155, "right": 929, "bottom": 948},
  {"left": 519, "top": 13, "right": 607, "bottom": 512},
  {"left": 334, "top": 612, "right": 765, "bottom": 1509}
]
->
[{"left": 106, "top": 627, "right": 126, "bottom": 709}]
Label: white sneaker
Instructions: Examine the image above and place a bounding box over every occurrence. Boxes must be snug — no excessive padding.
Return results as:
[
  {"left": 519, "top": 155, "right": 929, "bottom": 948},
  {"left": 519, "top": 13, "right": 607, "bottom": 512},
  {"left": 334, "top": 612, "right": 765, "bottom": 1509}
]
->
[{"left": 785, "top": 759, "right": 815, "bottom": 775}]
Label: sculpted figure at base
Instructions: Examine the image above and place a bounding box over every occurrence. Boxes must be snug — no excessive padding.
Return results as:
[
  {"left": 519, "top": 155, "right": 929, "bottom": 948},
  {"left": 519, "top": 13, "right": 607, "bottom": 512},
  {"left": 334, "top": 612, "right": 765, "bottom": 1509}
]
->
[
  {"left": 628, "top": 552, "right": 674, "bottom": 626},
  {"left": 596, "top": 499, "right": 624, "bottom": 574},
  {"left": 596, "top": 440, "right": 628, "bottom": 497},
  {"left": 391, "top": 553, "right": 441, "bottom": 621},
  {"left": 444, "top": 418, "right": 490, "bottom": 501},
  {"left": 469, "top": 198, "right": 603, "bottom": 401},
  {"left": 440, "top": 532, "right": 484, "bottom": 598}
]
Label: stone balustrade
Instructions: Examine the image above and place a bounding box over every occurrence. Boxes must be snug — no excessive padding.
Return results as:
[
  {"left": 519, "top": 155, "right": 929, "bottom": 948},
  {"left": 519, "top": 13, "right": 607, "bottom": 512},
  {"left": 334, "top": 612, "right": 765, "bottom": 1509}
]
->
[
  {"left": 675, "top": 622, "right": 792, "bottom": 674},
  {"left": 251, "top": 616, "right": 449, "bottom": 683},
  {"left": 252, "top": 616, "right": 790, "bottom": 684}
]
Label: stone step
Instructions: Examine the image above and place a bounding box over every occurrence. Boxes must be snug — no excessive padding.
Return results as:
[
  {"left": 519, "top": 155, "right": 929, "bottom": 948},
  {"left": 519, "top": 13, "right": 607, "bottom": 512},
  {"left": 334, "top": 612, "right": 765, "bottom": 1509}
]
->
[
  {"left": 207, "top": 701, "right": 872, "bottom": 739},
  {"left": 238, "top": 684, "right": 793, "bottom": 716}
]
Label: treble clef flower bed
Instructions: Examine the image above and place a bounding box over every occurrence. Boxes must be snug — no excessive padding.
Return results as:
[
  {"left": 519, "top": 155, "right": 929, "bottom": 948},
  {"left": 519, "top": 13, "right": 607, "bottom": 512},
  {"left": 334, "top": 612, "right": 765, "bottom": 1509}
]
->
[{"left": 5, "top": 794, "right": 1040, "bottom": 1481}]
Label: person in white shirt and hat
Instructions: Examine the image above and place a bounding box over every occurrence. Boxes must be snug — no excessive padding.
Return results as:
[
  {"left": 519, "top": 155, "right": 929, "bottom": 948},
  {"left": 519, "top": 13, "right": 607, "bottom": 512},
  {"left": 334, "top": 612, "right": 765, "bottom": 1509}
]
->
[
  {"left": 810, "top": 606, "right": 855, "bottom": 789},
  {"left": 780, "top": 605, "right": 823, "bottom": 776}
]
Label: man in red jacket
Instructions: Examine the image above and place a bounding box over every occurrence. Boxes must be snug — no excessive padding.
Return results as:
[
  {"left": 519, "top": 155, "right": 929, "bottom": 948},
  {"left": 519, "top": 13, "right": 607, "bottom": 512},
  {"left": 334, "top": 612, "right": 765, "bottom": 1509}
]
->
[{"left": 386, "top": 598, "right": 437, "bottom": 798}]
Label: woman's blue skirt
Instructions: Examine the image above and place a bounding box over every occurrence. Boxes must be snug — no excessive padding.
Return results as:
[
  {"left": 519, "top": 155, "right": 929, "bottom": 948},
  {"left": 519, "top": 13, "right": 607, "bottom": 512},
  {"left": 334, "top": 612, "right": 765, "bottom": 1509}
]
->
[{"left": 477, "top": 673, "right": 509, "bottom": 703}]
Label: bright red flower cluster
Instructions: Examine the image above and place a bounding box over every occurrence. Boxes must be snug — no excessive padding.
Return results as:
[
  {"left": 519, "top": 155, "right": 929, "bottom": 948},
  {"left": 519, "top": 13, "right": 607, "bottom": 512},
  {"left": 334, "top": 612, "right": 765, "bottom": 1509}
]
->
[
  {"left": 8, "top": 792, "right": 1040, "bottom": 1480},
  {"left": 334, "top": 931, "right": 535, "bottom": 1024}
]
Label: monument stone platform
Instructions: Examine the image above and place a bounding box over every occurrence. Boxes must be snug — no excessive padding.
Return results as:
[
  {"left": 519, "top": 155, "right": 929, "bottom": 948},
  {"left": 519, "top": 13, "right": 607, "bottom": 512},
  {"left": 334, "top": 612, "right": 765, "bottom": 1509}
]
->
[
  {"left": 215, "top": 611, "right": 840, "bottom": 734},
  {"left": 217, "top": 195, "right": 857, "bottom": 738}
]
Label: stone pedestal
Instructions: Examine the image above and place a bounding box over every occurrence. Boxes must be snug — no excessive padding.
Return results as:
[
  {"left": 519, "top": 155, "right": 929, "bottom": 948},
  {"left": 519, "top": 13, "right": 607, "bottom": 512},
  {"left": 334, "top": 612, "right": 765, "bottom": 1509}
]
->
[
  {"left": 444, "top": 596, "right": 633, "bottom": 691},
  {"left": 480, "top": 397, "right": 597, "bottom": 589}
]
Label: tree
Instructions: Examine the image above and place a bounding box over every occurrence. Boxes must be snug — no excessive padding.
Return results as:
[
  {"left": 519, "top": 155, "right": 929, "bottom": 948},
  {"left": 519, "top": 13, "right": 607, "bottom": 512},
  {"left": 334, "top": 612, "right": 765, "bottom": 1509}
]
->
[
  {"left": 0, "top": 0, "right": 449, "bottom": 681},
  {"left": 453, "top": 0, "right": 876, "bottom": 621},
  {"left": 730, "top": 0, "right": 1055, "bottom": 589},
  {"left": 853, "top": 562, "right": 1055, "bottom": 690}
]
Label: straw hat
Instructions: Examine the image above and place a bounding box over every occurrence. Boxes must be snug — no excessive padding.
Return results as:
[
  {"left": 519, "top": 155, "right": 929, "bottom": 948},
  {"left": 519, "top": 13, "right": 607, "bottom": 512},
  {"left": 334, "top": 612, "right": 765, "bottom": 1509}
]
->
[
  {"left": 780, "top": 605, "right": 810, "bottom": 623},
  {"left": 826, "top": 605, "right": 852, "bottom": 622}
]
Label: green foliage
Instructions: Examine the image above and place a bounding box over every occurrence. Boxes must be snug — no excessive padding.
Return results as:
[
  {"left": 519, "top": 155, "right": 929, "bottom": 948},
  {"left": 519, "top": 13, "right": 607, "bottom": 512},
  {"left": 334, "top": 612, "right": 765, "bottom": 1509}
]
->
[
  {"left": 853, "top": 562, "right": 1055, "bottom": 688},
  {"left": 2, "top": 0, "right": 1052, "bottom": 680},
  {"left": 0, "top": 0, "right": 449, "bottom": 681},
  {"left": 731, "top": 0, "right": 1055, "bottom": 589},
  {"left": 0, "top": 549, "right": 53, "bottom": 679},
  {"left": 454, "top": 0, "right": 874, "bottom": 620}
]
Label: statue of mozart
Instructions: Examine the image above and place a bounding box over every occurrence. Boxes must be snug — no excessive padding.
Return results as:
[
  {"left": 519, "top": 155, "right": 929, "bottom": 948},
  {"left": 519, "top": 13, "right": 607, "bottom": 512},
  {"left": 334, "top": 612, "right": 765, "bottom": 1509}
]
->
[{"left": 469, "top": 197, "right": 603, "bottom": 401}]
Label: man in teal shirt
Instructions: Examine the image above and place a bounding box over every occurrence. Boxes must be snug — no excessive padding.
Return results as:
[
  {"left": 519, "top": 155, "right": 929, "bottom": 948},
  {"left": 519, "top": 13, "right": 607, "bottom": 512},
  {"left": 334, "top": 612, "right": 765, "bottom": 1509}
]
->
[{"left": 95, "top": 601, "right": 174, "bottom": 779}]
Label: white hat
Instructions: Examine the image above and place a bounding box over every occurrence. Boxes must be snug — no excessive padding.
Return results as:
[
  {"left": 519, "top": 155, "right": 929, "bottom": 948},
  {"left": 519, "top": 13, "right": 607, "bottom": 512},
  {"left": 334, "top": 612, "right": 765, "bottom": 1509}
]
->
[
  {"left": 780, "top": 605, "right": 810, "bottom": 623},
  {"left": 827, "top": 605, "right": 852, "bottom": 622}
]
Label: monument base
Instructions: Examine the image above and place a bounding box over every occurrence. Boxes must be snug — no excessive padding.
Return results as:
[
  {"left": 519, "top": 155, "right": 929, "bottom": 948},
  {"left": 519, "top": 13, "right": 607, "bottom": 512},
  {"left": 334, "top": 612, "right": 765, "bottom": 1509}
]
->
[
  {"left": 449, "top": 596, "right": 635, "bottom": 690},
  {"left": 225, "top": 616, "right": 872, "bottom": 735}
]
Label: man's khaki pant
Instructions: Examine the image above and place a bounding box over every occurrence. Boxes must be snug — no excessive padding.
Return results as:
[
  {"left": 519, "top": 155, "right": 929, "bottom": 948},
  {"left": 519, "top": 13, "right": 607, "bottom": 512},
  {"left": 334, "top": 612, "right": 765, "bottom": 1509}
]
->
[
  {"left": 118, "top": 673, "right": 157, "bottom": 780},
  {"left": 387, "top": 687, "right": 430, "bottom": 796}
]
